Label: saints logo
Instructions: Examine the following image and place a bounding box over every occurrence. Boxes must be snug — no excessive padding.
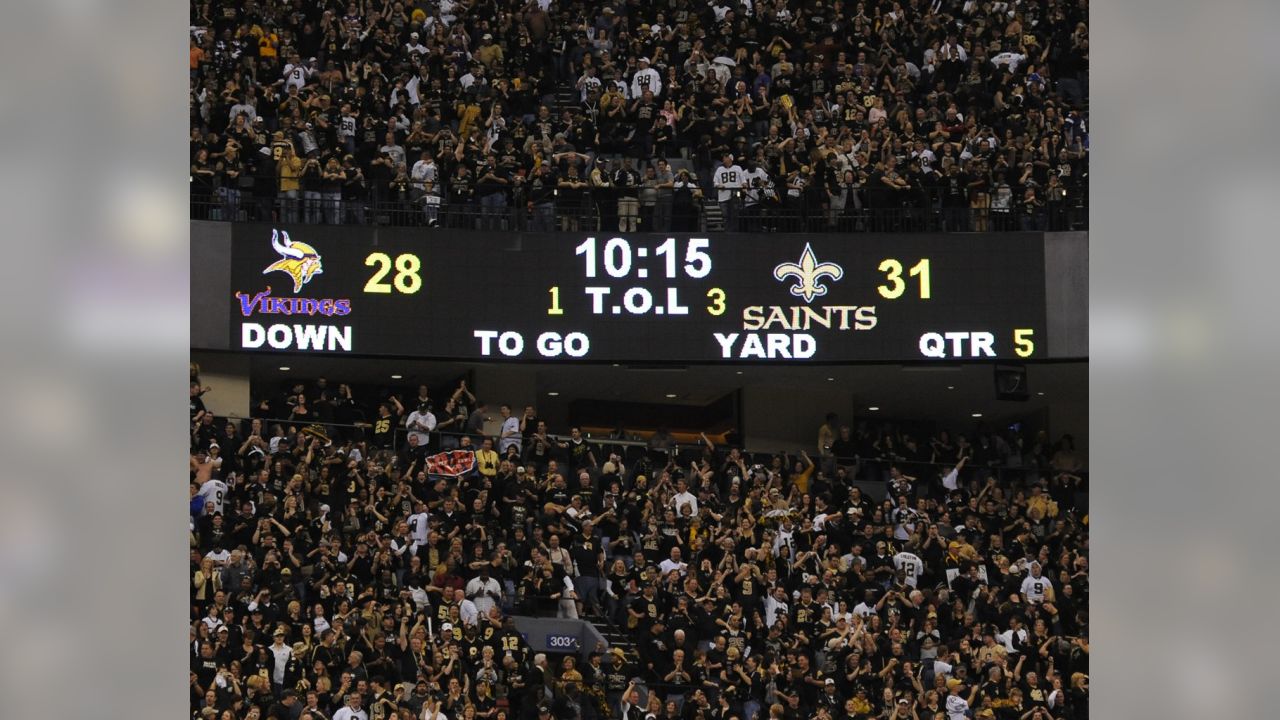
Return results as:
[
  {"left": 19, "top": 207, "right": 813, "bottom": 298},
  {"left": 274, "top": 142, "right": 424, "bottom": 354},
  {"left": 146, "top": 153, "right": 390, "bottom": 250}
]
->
[{"left": 773, "top": 243, "right": 844, "bottom": 303}]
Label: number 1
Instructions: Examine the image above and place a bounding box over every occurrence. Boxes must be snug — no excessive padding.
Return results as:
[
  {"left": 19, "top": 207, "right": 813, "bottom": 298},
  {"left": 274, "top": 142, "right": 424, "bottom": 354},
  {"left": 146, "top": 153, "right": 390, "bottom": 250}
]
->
[
  {"left": 547, "top": 286, "right": 564, "bottom": 315},
  {"left": 908, "top": 259, "right": 931, "bottom": 299}
]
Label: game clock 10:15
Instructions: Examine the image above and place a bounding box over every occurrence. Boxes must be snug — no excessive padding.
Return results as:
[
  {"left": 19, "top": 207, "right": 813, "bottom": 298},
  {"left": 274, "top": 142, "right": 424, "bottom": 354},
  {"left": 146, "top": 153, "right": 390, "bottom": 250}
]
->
[{"left": 542, "top": 237, "right": 716, "bottom": 318}]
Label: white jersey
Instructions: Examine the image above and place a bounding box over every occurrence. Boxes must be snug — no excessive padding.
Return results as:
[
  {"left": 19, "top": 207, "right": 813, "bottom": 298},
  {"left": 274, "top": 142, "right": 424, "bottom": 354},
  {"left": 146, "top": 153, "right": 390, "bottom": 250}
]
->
[
  {"left": 408, "top": 511, "right": 431, "bottom": 544},
  {"left": 198, "top": 479, "right": 228, "bottom": 515},
  {"left": 630, "top": 67, "right": 663, "bottom": 98},
  {"left": 991, "top": 52, "right": 1029, "bottom": 73},
  {"left": 997, "top": 626, "right": 1028, "bottom": 654},
  {"left": 741, "top": 168, "right": 769, "bottom": 205},
  {"left": 1021, "top": 573, "right": 1053, "bottom": 604},
  {"left": 577, "top": 74, "right": 603, "bottom": 101},
  {"left": 893, "top": 551, "right": 924, "bottom": 587},
  {"left": 892, "top": 507, "right": 919, "bottom": 541},
  {"left": 333, "top": 707, "right": 370, "bottom": 720},
  {"left": 713, "top": 164, "right": 744, "bottom": 202},
  {"left": 405, "top": 410, "right": 436, "bottom": 447},
  {"left": 672, "top": 491, "right": 698, "bottom": 516},
  {"left": 282, "top": 62, "right": 312, "bottom": 92}
]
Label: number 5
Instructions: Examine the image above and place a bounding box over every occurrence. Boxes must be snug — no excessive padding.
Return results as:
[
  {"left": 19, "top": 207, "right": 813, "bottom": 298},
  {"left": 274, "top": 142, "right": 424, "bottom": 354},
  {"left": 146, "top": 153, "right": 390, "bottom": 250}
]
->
[
  {"left": 1014, "top": 329, "right": 1035, "bottom": 358},
  {"left": 684, "top": 239, "right": 712, "bottom": 278}
]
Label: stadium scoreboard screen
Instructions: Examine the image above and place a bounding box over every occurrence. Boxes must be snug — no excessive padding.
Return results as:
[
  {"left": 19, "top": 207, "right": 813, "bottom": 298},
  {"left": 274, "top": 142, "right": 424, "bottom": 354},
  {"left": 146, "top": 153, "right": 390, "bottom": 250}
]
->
[{"left": 230, "top": 225, "right": 1047, "bottom": 363}]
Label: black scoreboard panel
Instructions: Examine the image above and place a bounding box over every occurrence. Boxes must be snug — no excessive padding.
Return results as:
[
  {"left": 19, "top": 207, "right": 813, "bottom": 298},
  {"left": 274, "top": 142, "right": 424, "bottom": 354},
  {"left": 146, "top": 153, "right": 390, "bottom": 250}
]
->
[{"left": 229, "top": 225, "right": 1047, "bottom": 363}]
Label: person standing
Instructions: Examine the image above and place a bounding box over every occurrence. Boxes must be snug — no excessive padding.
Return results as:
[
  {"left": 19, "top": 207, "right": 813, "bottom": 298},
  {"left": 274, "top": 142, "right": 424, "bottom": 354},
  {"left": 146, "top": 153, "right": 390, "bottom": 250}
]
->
[
  {"left": 713, "top": 154, "right": 744, "bottom": 231},
  {"left": 653, "top": 159, "right": 675, "bottom": 231},
  {"left": 639, "top": 165, "right": 659, "bottom": 231},
  {"left": 277, "top": 144, "right": 303, "bottom": 223},
  {"left": 499, "top": 405, "right": 522, "bottom": 455},
  {"left": 614, "top": 158, "right": 641, "bottom": 232},
  {"left": 405, "top": 402, "right": 437, "bottom": 452},
  {"left": 268, "top": 628, "right": 293, "bottom": 696},
  {"left": 673, "top": 169, "right": 699, "bottom": 231},
  {"left": 589, "top": 158, "right": 615, "bottom": 231}
]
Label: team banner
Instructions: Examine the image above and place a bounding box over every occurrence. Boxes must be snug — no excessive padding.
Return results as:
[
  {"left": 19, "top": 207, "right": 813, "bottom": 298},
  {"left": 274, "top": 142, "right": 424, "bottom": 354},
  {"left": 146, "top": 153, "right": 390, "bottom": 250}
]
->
[{"left": 426, "top": 450, "right": 476, "bottom": 477}]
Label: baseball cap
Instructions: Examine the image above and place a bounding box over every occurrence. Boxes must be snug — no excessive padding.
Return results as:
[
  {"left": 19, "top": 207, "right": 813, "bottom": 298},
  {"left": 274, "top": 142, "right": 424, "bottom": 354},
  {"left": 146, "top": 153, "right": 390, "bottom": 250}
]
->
[
  {"left": 824, "top": 678, "right": 835, "bottom": 686},
  {"left": 538, "top": 706, "right": 551, "bottom": 714},
  {"left": 639, "top": 57, "right": 650, "bottom": 63},
  {"left": 440, "top": 622, "right": 453, "bottom": 633},
  {"left": 946, "top": 678, "right": 963, "bottom": 690}
]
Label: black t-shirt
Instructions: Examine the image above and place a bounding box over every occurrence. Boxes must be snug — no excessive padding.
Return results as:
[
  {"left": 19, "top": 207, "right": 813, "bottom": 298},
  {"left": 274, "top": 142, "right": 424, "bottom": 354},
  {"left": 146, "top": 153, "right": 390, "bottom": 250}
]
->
[
  {"left": 565, "top": 438, "right": 595, "bottom": 469},
  {"left": 614, "top": 169, "right": 640, "bottom": 197},
  {"left": 192, "top": 653, "right": 219, "bottom": 688},
  {"left": 372, "top": 411, "right": 401, "bottom": 448},
  {"left": 570, "top": 538, "right": 603, "bottom": 577}
]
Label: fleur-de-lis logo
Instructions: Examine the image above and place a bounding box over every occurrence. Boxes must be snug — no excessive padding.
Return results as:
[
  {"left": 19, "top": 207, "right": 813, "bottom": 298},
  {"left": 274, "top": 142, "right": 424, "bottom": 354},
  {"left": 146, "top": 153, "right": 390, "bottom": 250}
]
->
[{"left": 773, "top": 243, "right": 844, "bottom": 303}]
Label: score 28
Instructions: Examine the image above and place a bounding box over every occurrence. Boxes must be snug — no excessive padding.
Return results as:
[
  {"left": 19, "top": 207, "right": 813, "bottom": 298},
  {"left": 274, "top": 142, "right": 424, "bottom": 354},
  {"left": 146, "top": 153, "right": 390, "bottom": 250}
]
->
[{"left": 363, "top": 252, "right": 422, "bottom": 294}]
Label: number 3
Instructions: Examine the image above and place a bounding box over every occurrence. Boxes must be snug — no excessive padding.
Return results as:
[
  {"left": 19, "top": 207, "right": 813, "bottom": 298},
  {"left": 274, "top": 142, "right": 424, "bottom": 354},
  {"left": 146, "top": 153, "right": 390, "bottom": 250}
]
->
[
  {"left": 706, "top": 288, "right": 726, "bottom": 316},
  {"left": 878, "top": 259, "right": 905, "bottom": 299}
]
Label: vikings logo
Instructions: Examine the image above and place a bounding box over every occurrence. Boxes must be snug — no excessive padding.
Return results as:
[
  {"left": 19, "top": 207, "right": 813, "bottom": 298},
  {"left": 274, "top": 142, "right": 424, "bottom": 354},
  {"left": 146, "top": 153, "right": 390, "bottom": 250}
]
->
[{"left": 263, "top": 229, "right": 323, "bottom": 293}]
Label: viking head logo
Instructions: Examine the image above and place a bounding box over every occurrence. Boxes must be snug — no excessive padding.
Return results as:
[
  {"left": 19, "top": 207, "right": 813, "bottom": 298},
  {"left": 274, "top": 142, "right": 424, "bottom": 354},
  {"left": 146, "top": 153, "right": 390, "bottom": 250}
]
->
[
  {"left": 773, "top": 243, "right": 843, "bottom": 304},
  {"left": 264, "top": 229, "right": 323, "bottom": 293}
]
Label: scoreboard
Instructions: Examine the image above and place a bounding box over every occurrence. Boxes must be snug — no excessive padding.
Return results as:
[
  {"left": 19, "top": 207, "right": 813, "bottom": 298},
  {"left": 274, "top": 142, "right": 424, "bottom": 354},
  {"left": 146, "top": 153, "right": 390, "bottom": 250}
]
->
[{"left": 228, "top": 225, "right": 1048, "bottom": 363}]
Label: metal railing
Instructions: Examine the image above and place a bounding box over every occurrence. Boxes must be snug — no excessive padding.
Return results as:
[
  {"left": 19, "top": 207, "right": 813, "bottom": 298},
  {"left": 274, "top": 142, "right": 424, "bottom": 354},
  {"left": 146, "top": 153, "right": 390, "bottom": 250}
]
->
[
  {"left": 209, "top": 415, "right": 1086, "bottom": 496},
  {"left": 191, "top": 191, "right": 1087, "bottom": 233}
]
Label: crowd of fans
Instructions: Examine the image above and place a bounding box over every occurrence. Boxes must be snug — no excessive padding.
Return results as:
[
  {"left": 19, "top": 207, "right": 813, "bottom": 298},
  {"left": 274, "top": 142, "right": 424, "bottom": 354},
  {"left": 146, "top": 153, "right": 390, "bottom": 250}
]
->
[
  {"left": 190, "top": 369, "right": 1089, "bottom": 720},
  {"left": 189, "top": 0, "right": 1089, "bottom": 231}
]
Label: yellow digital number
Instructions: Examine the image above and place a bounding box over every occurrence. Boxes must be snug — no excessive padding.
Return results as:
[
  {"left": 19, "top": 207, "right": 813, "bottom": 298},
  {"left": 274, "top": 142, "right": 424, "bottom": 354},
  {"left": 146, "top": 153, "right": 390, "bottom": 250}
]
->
[
  {"left": 706, "top": 288, "right": 726, "bottom": 316},
  {"left": 548, "top": 286, "right": 564, "bottom": 315},
  {"left": 365, "top": 252, "right": 422, "bottom": 294},
  {"left": 393, "top": 253, "right": 422, "bottom": 294},
  {"left": 878, "top": 259, "right": 904, "bottom": 299},
  {"left": 364, "top": 252, "right": 393, "bottom": 293},
  {"left": 908, "top": 259, "right": 931, "bottom": 299},
  {"left": 1014, "top": 328, "right": 1035, "bottom": 358},
  {"left": 879, "top": 258, "right": 932, "bottom": 299}
]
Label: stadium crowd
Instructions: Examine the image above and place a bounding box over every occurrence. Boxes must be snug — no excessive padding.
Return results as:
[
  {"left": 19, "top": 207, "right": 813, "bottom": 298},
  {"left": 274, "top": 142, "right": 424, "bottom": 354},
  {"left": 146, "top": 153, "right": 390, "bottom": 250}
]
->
[
  {"left": 189, "top": 0, "right": 1089, "bottom": 231},
  {"left": 190, "top": 369, "right": 1090, "bottom": 720}
]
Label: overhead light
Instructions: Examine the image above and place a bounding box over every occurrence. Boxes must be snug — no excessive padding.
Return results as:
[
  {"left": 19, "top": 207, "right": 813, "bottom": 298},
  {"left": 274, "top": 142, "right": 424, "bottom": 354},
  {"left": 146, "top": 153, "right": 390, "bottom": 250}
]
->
[
  {"left": 971, "top": 412, "right": 983, "bottom": 418},
  {"left": 946, "top": 385, "right": 955, "bottom": 390},
  {"left": 1036, "top": 392, "right": 1045, "bottom": 396},
  {"left": 735, "top": 371, "right": 743, "bottom": 375},
  {"left": 665, "top": 393, "right": 678, "bottom": 398},
  {"left": 826, "top": 377, "right": 835, "bottom": 381},
  {"left": 868, "top": 406, "right": 879, "bottom": 411},
  {"left": 547, "top": 391, "right": 560, "bottom": 397},
  {"left": 390, "top": 374, "right": 403, "bottom": 379},
  {"left": 612, "top": 364, "right": 620, "bottom": 368},
  {"left": 279, "top": 366, "right": 291, "bottom": 371}
]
